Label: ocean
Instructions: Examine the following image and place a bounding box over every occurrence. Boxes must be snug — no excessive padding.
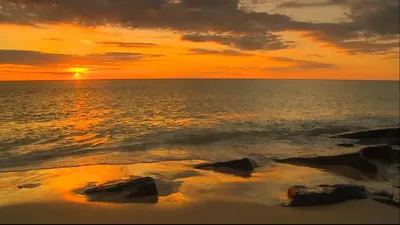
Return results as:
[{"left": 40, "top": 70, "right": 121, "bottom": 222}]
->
[{"left": 0, "top": 79, "right": 399, "bottom": 172}]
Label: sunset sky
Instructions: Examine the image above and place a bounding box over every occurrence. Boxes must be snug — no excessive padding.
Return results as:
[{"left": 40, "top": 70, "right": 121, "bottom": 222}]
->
[{"left": 0, "top": 0, "right": 399, "bottom": 81}]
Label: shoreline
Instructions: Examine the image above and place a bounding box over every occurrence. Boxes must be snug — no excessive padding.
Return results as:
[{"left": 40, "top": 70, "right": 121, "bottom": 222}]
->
[{"left": 0, "top": 160, "right": 399, "bottom": 223}]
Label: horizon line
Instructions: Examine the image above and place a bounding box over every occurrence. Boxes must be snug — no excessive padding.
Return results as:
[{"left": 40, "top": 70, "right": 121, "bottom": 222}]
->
[{"left": 0, "top": 78, "right": 399, "bottom": 82}]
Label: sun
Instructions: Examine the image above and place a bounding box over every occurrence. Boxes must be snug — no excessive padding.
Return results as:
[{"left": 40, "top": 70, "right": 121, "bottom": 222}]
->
[{"left": 67, "top": 67, "right": 88, "bottom": 79}]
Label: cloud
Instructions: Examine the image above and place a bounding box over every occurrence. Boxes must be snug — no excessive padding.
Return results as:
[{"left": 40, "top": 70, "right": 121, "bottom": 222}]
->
[
  {"left": 310, "top": 54, "right": 324, "bottom": 57},
  {"left": 0, "top": 50, "right": 162, "bottom": 66},
  {"left": 43, "top": 37, "right": 64, "bottom": 41},
  {"left": 0, "top": 50, "right": 74, "bottom": 66},
  {"left": 181, "top": 33, "right": 295, "bottom": 50},
  {"left": 333, "top": 40, "right": 399, "bottom": 55},
  {"left": 94, "top": 41, "right": 158, "bottom": 48},
  {"left": 0, "top": 70, "right": 72, "bottom": 76},
  {"left": 345, "top": 0, "right": 400, "bottom": 36},
  {"left": 0, "top": 0, "right": 398, "bottom": 55},
  {"left": 265, "top": 56, "right": 339, "bottom": 71},
  {"left": 0, "top": 0, "right": 295, "bottom": 37},
  {"left": 188, "top": 48, "right": 252, "bottom": 56}
]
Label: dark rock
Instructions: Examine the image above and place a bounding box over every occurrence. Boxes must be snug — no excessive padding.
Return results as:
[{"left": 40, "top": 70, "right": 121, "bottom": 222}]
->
[
  {"left": 17, "top": 183, "right": 41, "bottom": 189},
  {"left": 286, "top": 184, "right": 368, "bottom": 207},
  {"left": 84, "top": 177, "right": 158, "bottom": 203},
  {"left": 360, "top": 145, "right": 399, "bottom": 163},
  {"left": 194, "top": 158, "right": 257, "bottom": 177},
  {"left": 373, "top": 196, "right": 400, "bottom": 208},
  {"left": 371, "top": 190, "right": 394, "bottom": 199},
  {"left": 333, "top": 127, "right": 400, "bottom": 146},
  {"left": 276, "top": 152, "right": 378, "bottom": 174},
  {"left": 336, "top": 143, "right": 355, "bottom": 148},
  {"left": 332, "top": 127, "right": 400, "bottom": 140},
  {"left": 195, "top": 158, "right": 257, "bottom": 171},
  {"left": 356, "top": 138, "right": 400, "bottom": 146}
]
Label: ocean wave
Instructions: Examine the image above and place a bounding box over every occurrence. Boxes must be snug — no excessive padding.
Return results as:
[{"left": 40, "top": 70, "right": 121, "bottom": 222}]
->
[
  {"left": 0, "top": 124, "right": 395, "bottom": 171},
  {"left": 301, "top": 125, "right": 366, "bottom": 137},
  {"left": 164, "top": 130, "right": 274, "bottom": 145},
  {"left": 0, "top": 142, "right": 155, "bottom": 169}
]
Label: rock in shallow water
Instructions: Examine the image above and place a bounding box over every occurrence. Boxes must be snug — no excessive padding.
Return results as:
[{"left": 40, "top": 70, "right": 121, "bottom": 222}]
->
[
  {"left": 194, "top": 158, "right": 257, "bottom": 177},
  {"left": 332, "top": 127, "right": 400, "bottom": 145},
  {"left": 275, "top": 152, "right": 378, "bottom": 174},
  {"left": 333, "top": 127, "right": 400, "bottom": 140},
  {"left": 373, "top": 196, "right": 400, "bottom": 208},
  {"left": 286, "top": 184, "right": 369, "bottom": 207},
  {"left": 360, "top": 145, "right": 399, "bottom": 163},
  {"left": 83, "top": 177, "right": 158, "bottom": 203},
  {"left": 275, "top": 145, "right": 399, "bottom": 178},
  {"left": 336, "top": 143, "right": 355, "bottom": 148},
  {"left": 371, "top": 190, "right": 395, "bottom": 199}
]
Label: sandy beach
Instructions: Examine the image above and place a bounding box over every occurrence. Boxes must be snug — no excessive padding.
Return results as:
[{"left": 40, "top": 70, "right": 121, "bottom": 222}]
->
[
  {"left": 1, "top": 0, "right": 399, "bottom": 222},
  {"left": 0, "top": 160, "right": 398, "bottom": 224}
]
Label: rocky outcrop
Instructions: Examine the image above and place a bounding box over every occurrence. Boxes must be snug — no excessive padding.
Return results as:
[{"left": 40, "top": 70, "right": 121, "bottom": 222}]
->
[
  {"left": 371, "top": 190, "right": 394, "bottom": 199},
  {"left": 336, "top": 143, "right": 355, "bottom": 148},
  {"left": 285, "top": 184, "right": 400, "bottom": 208},
  {"left": 194, "top": 158, "right": 257, "bottom": 177},
  {"left": 373, "top": 196, "right": 400, "bottom": 208},
  {"left": 332, "top": 127, "right": 400, "bottom": 145},
  {"left": 285, "top": 184, "right": 369, "bottom": 207},
  {"left": 84, "top": 177, "right": 158, "bottom": 203},
  {"left": 359, "top": 145, "right": 399, "bottom": 163},
  {"left": 333, "top": 127, "right": 399, "bottom": 139},
  {"left": 275, "top": 152, "right": 378, "bottom": 174},
  {"left": 372, "top": 190, "right": 400, "bottom": 208},
  {"left": 275, "top": 145, "right": 399, "bottom": 176}
]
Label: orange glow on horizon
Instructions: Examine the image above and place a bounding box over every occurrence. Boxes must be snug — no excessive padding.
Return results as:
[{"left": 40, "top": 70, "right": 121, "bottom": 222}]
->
[
  {"left": 68, "top": 67, "right": 88, "bottom": 79},
  {"left": 0, "top": 23, "right": 398, "bottom": 81}
]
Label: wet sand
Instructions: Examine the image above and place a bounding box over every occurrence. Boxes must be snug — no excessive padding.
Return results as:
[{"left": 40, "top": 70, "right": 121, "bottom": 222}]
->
[
  {"left": 0, "top": 160, "right": 399, "bottom": 224},
  {"left": 1, "top": 198, "right": 399, "bottom": 224}
]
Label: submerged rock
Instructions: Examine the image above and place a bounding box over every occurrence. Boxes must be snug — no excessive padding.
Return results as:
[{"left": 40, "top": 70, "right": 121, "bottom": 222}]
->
[
  {"left": 333, "top": 127, "right": 400, "bottom": 140},
  {"left": 371, "top": 190, "right": 394, "bottom": 199},
  {"left": 373, "top": 196, "right": 400, "bottom": 208},
  {"left": 275, "top": 152, "right": 378, "bottom": 174},
  {"left": 360, "top": 145, "right": 399, "bottom": 163},
  {"left": 336, "top": 143, "right": 355, "bottom": 148},
  {"left": 275, "top": 145, "right": 400, "bottom": 177},
  {"left": 286, "top": 184, "right": 368, "bottom": 207},
  {"left": 356, "top": 138, "right": 400, "bottom": 146},
  {"left": 84, "top": 177, "right": 158, "bottom": 203},
  {"left": 194, "top": 158, "right": 257, "bottom": 177},
  {"left": 332, "top": 127, "right": 400, "bottom": 145}
]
